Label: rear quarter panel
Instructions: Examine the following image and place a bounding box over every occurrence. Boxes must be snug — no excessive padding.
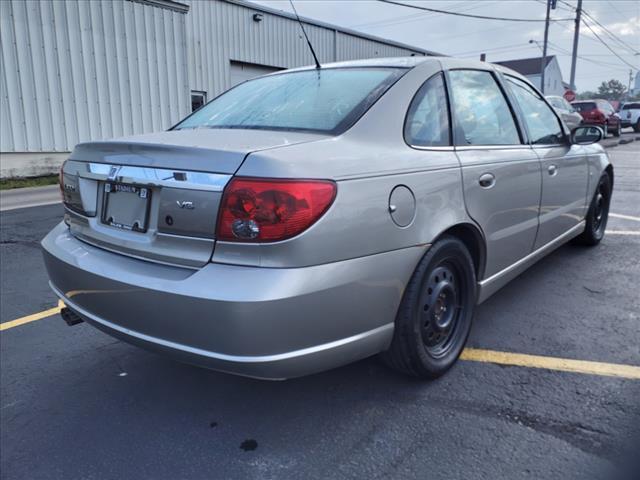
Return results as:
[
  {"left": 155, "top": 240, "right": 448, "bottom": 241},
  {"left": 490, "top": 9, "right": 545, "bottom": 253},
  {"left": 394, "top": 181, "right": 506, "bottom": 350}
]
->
[{"left": 213, "top": 61, "right": 475, "bottom": 268}]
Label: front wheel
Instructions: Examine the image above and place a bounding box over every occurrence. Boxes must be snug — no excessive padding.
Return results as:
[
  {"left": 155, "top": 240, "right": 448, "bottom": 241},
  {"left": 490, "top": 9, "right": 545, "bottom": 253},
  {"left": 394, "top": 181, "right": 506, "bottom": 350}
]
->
[
  {"left": 613, "top": 122, "right": 621, "bottom": 137},
  {"left": 573, "top": 172, "right": 611, "bottom": 246},
  {"left": 634, "top": 120, "right": 640, "bottom": 133},
  {"left": 381, "top": 236, "right": 476, "bottom": 379}
]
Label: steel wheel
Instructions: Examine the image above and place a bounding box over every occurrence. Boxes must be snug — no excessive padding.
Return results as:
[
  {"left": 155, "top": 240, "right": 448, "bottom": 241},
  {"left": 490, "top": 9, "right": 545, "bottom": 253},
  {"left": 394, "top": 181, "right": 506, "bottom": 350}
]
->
[
  {"left": 420, "top": 263, "right": 463, "bottom": 358},
  {"left": 382, "top": 235, "right": 476, "bottom": 378},
  {"left": 573, "top": 172, "right": 611, "bottom": 246},
  {"left": 591, "top": 176, "right": 609, "bottom": 238}
]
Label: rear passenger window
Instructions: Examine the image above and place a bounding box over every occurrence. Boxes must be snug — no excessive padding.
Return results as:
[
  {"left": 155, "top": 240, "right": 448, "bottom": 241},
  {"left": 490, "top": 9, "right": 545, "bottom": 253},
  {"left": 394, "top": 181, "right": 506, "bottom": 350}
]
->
[
  {"left": 404, "top": 73, "right": 450, "bottom": 147},
  {"left": 505, "top": 75, "right": 565, "bottom": 145},
  {"left": 448, "top": 70, "right": 521, "bottom": 146}
]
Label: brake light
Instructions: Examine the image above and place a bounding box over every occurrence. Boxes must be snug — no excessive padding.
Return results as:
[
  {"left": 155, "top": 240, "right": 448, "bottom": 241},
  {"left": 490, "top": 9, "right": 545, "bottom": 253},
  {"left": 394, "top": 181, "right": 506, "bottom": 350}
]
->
[
  {"left": 217, "top": 177, "right": 337, "bottom": 242},
  {"left": 593, "top": 110, "right": 605, "bottom": 122},
  {"left": 58, "top": 162, "right": 65, "bottom": 201}
]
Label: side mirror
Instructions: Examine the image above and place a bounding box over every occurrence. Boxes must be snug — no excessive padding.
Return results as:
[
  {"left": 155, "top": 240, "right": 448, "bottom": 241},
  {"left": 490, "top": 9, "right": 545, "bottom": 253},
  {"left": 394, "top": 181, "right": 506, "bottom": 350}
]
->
[{"left": 571, "top": 125, "right": 603, "bottom": 145}]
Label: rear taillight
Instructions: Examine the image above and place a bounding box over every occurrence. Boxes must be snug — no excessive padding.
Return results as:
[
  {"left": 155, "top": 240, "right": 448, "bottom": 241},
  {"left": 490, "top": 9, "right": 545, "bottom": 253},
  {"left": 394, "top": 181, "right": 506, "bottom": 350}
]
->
[
  {"left": 593, "top": 110, "right": 605, "bottom": 122},
  {"left": 217, "top": 177, "right": 337, "bottom": 242},
  {"left": 58, "top": 162, "right": 65, "bottom": 201}
]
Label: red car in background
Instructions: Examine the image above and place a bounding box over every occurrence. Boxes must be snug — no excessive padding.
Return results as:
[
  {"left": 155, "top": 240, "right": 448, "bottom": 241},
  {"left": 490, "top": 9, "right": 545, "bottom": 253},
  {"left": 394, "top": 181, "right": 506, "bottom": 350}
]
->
[{"left": 571, "top": 99, "right": 621, "bottom": 137}]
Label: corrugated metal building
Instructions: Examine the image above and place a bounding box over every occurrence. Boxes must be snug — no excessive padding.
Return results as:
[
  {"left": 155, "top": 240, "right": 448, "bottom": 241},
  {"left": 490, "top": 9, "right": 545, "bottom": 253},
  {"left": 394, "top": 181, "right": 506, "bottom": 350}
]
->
[{"left": 0, "top": 0, "right": 435, "bottom": 178}]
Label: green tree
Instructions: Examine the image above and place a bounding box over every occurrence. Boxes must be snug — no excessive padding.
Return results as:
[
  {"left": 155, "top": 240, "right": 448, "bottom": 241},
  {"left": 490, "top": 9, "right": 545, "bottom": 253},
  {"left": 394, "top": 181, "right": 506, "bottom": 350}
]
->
[
  {"left": 576, "top": 90, "right": 598, "bottom": 100},
  {"left": 596, "top": 79, "right": 627, "bottom": 101}
]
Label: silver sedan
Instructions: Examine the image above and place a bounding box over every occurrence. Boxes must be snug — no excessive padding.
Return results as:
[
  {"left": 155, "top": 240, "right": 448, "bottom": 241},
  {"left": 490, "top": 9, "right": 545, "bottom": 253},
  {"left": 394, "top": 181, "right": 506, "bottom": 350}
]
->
[
  {"left": 43, "top": 57, "right": 612, "bottom": 380},
  {"left": 546, "top": 95, "right": 584, "bottom": 130}
]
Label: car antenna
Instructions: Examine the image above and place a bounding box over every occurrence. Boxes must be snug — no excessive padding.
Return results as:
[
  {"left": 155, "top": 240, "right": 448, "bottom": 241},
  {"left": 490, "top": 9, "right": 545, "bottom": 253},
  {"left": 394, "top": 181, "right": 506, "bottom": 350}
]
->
[{"left": 289, "top": 0, "right": 321, "bottom": 69}]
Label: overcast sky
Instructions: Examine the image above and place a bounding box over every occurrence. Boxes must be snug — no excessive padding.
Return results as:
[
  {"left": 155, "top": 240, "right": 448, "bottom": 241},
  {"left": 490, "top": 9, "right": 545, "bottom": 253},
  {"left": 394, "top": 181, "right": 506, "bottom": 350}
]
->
[{"left": 251, "top": 0, "right": 639, "bottom": 92}]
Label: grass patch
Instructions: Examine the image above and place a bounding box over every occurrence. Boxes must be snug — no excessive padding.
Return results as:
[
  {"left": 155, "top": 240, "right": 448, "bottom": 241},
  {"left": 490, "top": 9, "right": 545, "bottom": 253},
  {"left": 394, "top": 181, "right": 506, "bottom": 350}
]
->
[{"left": 0, "top": 175, "right": 59, "bottom": 190}]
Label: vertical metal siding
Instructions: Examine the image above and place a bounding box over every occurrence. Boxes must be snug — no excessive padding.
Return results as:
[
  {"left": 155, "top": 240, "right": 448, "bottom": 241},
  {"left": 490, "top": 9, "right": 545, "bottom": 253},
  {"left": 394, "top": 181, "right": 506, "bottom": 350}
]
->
[
  {"left": 0, "top": 0, "right": 189, "bottom": 153},
  {"left": 1, "top": 0, "right": 426, "bottom": 155},
  {"left": 184, "top": 0, "right": 422, "bottom": 99}
]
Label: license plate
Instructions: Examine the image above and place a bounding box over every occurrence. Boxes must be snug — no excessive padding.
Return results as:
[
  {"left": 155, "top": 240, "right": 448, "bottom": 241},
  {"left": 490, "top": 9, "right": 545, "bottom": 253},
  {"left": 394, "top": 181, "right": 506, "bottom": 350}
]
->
[{"left": 101, "top": 183, "right": 151, "bottom": 232}]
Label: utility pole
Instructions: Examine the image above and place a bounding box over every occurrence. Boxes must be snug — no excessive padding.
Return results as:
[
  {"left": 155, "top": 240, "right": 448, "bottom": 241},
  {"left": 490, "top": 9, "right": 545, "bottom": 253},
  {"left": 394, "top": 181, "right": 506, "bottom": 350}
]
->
[
  {"left": 628, "top": 69, "right": 633, "bottom": 100},
  {"left": 540, "top": 0, "right": 554, "bottom": 94},
  {"left": 569, "top": 0, "right": 583, "bottom": 91}
]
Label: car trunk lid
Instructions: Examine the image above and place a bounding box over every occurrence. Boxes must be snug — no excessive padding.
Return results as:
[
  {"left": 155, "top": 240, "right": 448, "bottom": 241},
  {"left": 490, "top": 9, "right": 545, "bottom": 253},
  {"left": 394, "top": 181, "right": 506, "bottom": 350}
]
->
[{"left": 60, "top": 129, "right": 326, "bottom": 267}]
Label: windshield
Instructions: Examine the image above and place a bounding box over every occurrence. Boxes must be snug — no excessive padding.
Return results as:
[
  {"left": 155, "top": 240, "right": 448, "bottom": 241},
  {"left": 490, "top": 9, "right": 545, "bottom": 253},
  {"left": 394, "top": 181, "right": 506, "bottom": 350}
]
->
[
  {"left": 622, "top": 103, "right": 640, "bottom": 110},
  {"left": 572, "top": 102, "right": 596, "bottom": 112},
  {"left": 174, "top": 68, "right": 406, "bottom": 134}
]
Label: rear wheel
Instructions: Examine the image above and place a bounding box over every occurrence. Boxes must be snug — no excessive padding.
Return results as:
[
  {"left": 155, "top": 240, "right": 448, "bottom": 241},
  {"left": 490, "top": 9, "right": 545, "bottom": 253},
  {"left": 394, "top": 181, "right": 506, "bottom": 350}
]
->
[
  {"left": 573, "top": 172, "right": 611, "bottom": 246},
  {"left": 381, "top": 236, "right": 476, "bottom": 378}
]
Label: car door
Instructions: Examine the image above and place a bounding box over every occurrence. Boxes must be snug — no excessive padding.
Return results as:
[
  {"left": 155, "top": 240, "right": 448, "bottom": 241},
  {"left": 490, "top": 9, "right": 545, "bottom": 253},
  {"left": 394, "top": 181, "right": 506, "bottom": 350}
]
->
[
  {"left": 446, "top": 67, "right": 542, "bottom": 277},
  {"left": 503, "top": 75, "right": 589, "bottom": 249}
]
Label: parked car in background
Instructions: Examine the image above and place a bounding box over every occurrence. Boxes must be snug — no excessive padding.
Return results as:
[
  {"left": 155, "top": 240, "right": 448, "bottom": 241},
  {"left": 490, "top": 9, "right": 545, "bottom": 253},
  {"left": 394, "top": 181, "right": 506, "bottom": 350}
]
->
[
  {"left": 571, "top": 99, "right": 621, "bottom": 137},
  {"left": 546, "top": 95, "right": 583, "bottom": 130},
  {"left": 619, "top": 102, "right": 640, "bottom": 132},
  {"left": 42, "top": 58, "right": 612, "bottom": 380}
]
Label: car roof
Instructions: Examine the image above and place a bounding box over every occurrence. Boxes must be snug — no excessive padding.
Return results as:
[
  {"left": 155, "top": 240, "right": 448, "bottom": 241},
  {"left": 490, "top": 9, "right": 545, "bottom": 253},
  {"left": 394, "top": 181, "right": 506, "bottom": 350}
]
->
[
  {"left": 282, "top": 56, "right": 440, "bottom": 73},
  {"left": 278, "top": 56, "right": 528, "bottom": 79},
  {"left": 261, "top": 56, "right": 536, "bottom": 90}
]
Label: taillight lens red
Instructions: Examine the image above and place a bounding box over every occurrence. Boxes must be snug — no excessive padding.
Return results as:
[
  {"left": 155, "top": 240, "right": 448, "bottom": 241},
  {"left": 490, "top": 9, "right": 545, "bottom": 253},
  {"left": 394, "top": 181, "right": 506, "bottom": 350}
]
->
[
  {"left": 217, "top": 177, "right": 337, "bottom": 242},
  {"left": 58, "top": 162, "right": 65, "bottom": 201}
]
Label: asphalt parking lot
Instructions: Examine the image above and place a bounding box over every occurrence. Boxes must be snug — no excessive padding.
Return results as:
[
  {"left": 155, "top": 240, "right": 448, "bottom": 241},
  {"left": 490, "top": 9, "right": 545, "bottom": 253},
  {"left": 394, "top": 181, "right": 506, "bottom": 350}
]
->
[{"left": 1, "top": 136, "right": 639, "bottom": 480}]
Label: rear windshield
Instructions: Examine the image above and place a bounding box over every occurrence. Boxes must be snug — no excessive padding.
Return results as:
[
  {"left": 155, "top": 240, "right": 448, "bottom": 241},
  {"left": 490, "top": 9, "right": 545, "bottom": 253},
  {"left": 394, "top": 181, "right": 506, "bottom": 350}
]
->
[
  {"left": 174, "top": 68, "right": 406, "bottom": 134},
  {"left": 622, "top": 103, "right": 640, "bottom": 110},
  {"left": 572, "top": 102, "right": 596, "bottom": 112}
]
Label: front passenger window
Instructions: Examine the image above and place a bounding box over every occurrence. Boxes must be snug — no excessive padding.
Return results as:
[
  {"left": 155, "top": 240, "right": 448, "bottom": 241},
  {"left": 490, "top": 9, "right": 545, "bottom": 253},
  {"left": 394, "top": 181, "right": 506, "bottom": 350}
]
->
[
  {"left": 505, "top": 76, "right": 565, "bottom": 145},
  {"left": 404, "top": 73, "right": 451, "bottom": 147},
  {"left": 448, "top": 70, "right": 521, "bottom": 146}
]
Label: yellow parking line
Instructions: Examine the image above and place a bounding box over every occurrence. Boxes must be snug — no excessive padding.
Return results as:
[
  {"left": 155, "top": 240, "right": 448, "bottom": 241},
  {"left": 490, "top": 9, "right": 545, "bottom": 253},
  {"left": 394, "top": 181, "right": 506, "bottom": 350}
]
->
[
  {"left": 2, "top": 305, "right": 639, "bottom": 380},
  {"left": 461, "top": 348, "right": 640, "bottom": 380},
  {"left": 0, "top": 300, "right": 64, "bottom": 331}
]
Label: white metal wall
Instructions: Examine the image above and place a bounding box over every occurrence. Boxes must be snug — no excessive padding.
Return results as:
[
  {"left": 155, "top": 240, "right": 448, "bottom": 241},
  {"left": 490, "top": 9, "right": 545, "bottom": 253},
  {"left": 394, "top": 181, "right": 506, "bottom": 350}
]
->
[
  {"left": 0, "top": 0, "right": 190, "bottom": 153},
  {"left": 185, "top": 0, "right": 426, "bottom": 99},
  {"left": 0, "top": 0, "right": 427, "bottom": 161}
]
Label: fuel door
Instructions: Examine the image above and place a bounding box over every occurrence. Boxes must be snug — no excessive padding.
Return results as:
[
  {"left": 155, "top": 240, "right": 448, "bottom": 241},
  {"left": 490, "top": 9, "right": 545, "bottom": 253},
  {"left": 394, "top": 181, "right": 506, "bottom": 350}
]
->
[{"left": 388, "top": 185, "right": 416, "bottom": 227}]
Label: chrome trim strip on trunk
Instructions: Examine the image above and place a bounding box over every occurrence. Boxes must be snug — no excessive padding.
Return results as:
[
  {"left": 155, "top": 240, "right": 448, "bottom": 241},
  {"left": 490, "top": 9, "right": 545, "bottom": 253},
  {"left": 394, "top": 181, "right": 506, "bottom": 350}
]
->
[
  {"left": 477, "top": 221, "right": 585, "bottom": 304},
  {"left": 64, "top": 160, "right": 232, "bottom": 192}
]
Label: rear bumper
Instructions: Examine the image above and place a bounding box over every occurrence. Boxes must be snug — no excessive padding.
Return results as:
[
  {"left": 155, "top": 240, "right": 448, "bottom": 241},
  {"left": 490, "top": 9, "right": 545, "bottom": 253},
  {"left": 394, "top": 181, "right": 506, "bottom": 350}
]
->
[{"left": 42, "top": 222, "right": 425, "bottom": 379}]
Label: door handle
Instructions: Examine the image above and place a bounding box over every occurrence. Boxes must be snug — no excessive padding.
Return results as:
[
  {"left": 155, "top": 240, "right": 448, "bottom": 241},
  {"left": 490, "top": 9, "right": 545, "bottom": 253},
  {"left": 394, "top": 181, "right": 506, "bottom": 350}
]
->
[
  {"left": 478, "top": 173, "right": 495, "bottom": 188},
  {"left": 548, "top": 164, "right": 558, "bottom": 176}
]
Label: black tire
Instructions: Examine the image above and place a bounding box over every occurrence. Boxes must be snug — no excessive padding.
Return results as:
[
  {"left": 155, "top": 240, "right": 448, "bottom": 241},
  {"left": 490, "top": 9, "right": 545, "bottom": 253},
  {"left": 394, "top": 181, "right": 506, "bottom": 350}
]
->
[
  {"left": 381, "top": 236, "right": 476, "bottom": 378},
  {"left": 613, "top": 122, "right": 621, "bottom": 137},
  {"left": 634, "top": 120, "right": 640, "bottom": 133},
  {"left": 573, "top": 172, "right": 611, "bottom": 246}
]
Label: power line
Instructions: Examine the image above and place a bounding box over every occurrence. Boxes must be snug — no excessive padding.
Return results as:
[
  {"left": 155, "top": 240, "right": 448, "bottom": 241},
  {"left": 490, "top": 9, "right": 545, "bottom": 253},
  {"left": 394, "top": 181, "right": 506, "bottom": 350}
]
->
[
  {"left": 359, "top": 1, "right": 502, "bottom": 29},
  {"left": 546, "top": 41, "right": 630, "bottom": 70},
  {"left": 378, "top": 0, "right": 574, "bottom": 23},
  {"left": 558, "top": 0, "right": 639, "bottom": 55},
  {"left": 350, "top": 1, "right": 471, "bottom": 28},
  {"left": 580, "top": 16, "right": 639, "bottom": 69},
  {"left": 452, "top": 43, "right": 535, "bottom": 57},
  {"left": 580, "top": 10, "right": 639, "bottom": 55}
]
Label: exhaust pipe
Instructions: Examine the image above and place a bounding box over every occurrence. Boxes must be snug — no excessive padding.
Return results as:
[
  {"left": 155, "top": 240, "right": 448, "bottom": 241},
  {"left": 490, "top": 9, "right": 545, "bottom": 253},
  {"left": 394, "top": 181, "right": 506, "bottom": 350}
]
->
[{"left": 60, "top": 307, "right": 84, "bottom": 326}]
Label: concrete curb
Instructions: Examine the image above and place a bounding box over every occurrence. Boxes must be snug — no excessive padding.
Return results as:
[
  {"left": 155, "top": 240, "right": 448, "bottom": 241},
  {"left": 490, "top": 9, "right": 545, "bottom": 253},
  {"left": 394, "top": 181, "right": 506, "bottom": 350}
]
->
[{"left": 0, "top": 185, "right": 61, "bottom": 212}]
